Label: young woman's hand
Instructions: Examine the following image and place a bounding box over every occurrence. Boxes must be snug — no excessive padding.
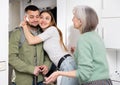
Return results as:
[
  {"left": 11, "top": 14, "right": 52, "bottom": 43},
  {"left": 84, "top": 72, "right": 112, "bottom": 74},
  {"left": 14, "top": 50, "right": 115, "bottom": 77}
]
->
[{"left": 20, "top": 21, "right": 27, "bottom": 29}]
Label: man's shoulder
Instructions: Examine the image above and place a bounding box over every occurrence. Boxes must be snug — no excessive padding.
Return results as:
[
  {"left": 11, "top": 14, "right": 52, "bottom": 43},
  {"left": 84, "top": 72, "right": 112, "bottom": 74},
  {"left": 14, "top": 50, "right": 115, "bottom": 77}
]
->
[
  {"left": 11, "top": 27, "right": 22, "bottom": 34},
  {"left": 9, "top": 27, "right": 22, "bottom": 39}
]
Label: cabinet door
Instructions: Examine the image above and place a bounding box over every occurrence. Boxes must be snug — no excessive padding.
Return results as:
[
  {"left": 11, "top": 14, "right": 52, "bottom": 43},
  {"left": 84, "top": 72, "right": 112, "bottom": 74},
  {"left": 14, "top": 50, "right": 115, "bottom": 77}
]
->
[
  {"left": 102, "top": 0, "right": 120, "bottom": 17},
  {"left": 101, "top": 18, "right": 120, "bottom": 49}
]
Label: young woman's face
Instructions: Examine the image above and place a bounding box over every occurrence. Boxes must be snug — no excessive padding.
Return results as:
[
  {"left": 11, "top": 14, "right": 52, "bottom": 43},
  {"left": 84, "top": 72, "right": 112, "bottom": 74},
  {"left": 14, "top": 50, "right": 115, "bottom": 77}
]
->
[
  {"left": 72, "top": 15, "right": 82, "bottom": 29},
  {"left": 39, "top": 12, "right": 51, "bottom": 30}
]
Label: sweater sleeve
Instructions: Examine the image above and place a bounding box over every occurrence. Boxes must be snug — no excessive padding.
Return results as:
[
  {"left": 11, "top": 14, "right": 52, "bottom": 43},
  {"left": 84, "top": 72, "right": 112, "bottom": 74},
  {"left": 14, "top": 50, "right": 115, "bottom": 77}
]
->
[
  {"left": 9, "top": 30, "right": 34, "bottom": 74},
  {"left": 74, "top": 37, "right": 93, "bottom": 82}
]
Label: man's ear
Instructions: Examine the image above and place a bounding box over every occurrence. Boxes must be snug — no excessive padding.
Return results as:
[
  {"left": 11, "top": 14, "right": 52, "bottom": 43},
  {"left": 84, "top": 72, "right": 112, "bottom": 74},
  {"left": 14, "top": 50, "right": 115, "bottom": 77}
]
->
[{"left": 24, "top": 16, "right": 27, "bottom": 22}]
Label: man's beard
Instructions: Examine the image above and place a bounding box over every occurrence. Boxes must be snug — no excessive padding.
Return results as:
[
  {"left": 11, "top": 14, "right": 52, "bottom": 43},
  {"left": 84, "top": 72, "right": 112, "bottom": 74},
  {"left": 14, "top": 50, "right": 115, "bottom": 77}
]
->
[{"left": 26, "top": 21, "right": 39, "bottom": 28}]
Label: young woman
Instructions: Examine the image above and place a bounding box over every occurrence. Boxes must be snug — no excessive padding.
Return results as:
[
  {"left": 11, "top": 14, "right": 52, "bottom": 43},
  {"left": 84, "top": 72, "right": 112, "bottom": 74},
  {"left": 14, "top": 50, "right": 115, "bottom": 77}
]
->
[
  {"left": 44, "top": 5, "right": 113, "bottom": 85},
  {"left": 21, "top": 10, "right": 79, "bottom": 85}
]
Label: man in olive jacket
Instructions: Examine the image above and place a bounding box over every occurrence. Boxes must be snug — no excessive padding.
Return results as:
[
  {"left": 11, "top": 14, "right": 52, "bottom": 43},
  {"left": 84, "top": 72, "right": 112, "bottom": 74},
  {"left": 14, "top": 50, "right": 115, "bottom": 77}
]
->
[{"left": 9, "top": 5, "right": 52, "bottom": 85}]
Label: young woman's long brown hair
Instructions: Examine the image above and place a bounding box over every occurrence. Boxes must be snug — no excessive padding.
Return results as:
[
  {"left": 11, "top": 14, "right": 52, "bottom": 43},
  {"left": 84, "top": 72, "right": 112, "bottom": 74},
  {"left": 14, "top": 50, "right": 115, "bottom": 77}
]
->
[{"left": 40, "top": 10, "right": 68, "bottom": 51}]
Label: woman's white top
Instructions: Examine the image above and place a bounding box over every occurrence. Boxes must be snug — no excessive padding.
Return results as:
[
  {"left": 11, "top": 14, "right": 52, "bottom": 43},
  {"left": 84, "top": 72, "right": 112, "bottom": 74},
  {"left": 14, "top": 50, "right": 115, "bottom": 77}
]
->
[{"left": 38, "top": 26, "right": 68, "bottom": 66}]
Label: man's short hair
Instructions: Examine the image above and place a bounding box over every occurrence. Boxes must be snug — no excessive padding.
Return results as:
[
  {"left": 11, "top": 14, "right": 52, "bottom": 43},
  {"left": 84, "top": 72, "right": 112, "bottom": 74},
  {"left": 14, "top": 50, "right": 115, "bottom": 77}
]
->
[{"left": 24, "top": 5, "right": 39, "bottom": 13}]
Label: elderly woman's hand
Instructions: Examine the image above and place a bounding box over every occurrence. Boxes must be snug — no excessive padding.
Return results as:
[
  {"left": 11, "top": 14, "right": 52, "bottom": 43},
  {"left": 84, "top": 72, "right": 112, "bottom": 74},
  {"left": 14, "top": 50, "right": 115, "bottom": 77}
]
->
[{"left": 43, "top": 71, "right": 59, "bottom": 84}]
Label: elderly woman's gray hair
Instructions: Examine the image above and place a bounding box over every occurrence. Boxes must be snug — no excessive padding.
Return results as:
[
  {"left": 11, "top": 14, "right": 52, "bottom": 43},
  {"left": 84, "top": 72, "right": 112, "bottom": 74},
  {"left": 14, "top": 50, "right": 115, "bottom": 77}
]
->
[{"left": 73, "top": 5, "right": 98, "bottom": 33}]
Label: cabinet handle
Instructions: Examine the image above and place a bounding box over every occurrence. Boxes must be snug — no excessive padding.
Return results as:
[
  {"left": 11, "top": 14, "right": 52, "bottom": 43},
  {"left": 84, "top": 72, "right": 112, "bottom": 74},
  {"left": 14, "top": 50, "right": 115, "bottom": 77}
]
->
[
  {"left": 101, "top": 0, "right": 104, "bottom": 9},
  {"left": 102, "top": 27, "right": 104, "bottom": 39}
]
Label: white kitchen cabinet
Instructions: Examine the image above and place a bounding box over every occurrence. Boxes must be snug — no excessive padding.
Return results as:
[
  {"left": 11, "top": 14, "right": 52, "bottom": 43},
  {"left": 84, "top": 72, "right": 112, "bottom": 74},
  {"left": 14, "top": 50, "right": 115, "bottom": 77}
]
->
[
  {"left": 99, "top": 0, "right": 120, "bottom": 49},
  {"left": 102, "top": 0, "right": 120, "bottom": 17},
  {"left": 101, "top": 18, "right": 120, "bottom": 49},
  {"left": 101, "top": 0, "right": 120, "bottom": 49}
]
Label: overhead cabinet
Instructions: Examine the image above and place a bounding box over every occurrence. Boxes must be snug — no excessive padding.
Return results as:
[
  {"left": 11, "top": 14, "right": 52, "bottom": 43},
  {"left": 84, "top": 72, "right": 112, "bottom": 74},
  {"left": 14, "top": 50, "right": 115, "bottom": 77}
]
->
[
  {"left": 102, "top": 0, "right": 120, "bottom": 18},
  {"left": 101, "top": 18, "right": 120, "bottom": 49},
  {"left": 101, "top": 0, "right": 120, "bottom": 49}
]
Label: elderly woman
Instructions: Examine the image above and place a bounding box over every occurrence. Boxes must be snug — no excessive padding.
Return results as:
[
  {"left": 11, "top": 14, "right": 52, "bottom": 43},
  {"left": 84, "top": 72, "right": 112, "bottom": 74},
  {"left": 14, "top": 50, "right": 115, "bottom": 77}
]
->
[{"left": 44, "top": 5, "right": 113, "bottom": 85}]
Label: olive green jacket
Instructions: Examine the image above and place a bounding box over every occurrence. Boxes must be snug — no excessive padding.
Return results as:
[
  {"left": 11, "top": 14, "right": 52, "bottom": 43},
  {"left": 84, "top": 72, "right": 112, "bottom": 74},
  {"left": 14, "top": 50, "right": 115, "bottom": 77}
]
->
[{"left": 9, "top": 28, "right": 52, "bottom": 85}]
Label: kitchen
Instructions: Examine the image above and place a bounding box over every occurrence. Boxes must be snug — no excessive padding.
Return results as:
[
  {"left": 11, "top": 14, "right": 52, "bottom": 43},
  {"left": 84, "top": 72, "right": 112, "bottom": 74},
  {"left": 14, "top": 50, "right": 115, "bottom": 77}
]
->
[{"left": 0, "top": 0, "right": 120, "bottom": 85}]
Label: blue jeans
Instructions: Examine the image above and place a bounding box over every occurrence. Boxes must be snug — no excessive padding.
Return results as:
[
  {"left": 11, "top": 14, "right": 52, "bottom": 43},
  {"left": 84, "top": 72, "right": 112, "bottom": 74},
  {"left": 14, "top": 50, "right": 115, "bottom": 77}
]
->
[{"left": 59, "top": 57, "right": 80, "bottom": 85}]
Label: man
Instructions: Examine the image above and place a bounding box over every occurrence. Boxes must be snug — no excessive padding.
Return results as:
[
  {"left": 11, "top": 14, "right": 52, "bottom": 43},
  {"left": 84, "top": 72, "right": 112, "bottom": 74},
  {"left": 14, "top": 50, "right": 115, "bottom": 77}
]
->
[{"left": 9, "top": 5, "right": 52, "bottom": 85}]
